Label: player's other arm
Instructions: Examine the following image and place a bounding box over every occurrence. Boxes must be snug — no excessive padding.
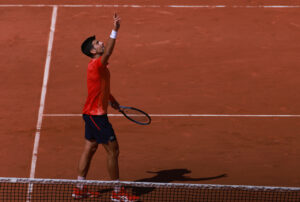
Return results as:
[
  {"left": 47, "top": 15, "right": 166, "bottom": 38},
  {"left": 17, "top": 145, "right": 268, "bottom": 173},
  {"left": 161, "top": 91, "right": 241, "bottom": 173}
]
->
[
  {"left": 101, "top": 13, "right": 121, "bottom": 65},
  {"left": 109, "top": 94, "right": 120, "bottom": 110}
]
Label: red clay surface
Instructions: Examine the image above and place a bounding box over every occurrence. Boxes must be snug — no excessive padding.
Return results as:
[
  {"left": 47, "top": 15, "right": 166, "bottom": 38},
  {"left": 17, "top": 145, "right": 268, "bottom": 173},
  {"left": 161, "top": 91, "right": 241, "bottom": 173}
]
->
[
  {"left": 0, "top": 7, "right": 52, "bottom": 177},
  {"left": 1, "top": 0, "right": 300, "bottom": 6},
  {"left": 45, "top": 7, "right": 300, "bottom": 115},
  {"left": 0, "top": 1, "right": 300, "bottom": 188},
  {"left": 36, "top": 116, "right": 300, "bottom": 187}
]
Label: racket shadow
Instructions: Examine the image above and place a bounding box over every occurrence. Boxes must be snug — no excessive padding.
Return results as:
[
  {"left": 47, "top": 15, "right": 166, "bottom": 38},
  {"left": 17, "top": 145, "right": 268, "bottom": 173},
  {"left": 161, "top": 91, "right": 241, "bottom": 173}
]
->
[{"left": 131, "top": 168, "right": 227, "bottom": 196}]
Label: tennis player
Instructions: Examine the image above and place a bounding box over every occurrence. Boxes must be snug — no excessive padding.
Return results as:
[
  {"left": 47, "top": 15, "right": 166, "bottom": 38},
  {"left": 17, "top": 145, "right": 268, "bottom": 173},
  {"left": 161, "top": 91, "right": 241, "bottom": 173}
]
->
[{"left": 72, "top": 13, "right": 139, "bottom": 202}]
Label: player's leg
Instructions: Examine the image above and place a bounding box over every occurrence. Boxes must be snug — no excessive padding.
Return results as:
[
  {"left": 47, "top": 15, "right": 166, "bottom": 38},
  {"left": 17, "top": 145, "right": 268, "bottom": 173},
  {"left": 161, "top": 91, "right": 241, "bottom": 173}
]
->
[
  {"left": 104, "top": 140, "right": 140, "bottom": 202},
  {"left": 78, "top": 139, "right": 98, "bottom": 178},
  {"left": 73, "top": 139, "right": 100, "bottom": 199},
  {"left": 102, "top": 140, "right": 119, "bottom": 180}
]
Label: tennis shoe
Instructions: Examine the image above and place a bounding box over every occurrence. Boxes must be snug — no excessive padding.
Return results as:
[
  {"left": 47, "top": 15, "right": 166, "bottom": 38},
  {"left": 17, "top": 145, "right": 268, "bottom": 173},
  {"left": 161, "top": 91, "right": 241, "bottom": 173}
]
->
[
  {"left": 111, "top": 187, "right": 140, "bottom": 202},
  {"left": 72, "top": 186, "right": 100, "bottom": 199}
]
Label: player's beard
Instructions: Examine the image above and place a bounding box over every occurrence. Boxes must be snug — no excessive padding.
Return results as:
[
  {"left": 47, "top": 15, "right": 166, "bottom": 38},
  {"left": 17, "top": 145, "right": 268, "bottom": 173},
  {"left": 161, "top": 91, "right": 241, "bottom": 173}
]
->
[{"left": 100, "top": 46, "right": 105, "bottom": 54}]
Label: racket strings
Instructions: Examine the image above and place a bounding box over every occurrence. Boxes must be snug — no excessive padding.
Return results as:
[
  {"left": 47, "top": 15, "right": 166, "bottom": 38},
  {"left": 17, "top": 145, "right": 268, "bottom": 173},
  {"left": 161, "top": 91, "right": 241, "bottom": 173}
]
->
[{"left": 123, "top": 108, "right": 150, "bottom": 123}]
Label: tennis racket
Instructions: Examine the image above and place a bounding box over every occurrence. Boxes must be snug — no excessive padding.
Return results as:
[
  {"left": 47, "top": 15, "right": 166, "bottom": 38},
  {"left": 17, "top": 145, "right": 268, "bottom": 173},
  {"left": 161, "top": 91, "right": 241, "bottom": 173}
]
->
[{"left": 118, "top": 106, "right": 151, "bottom": 125}]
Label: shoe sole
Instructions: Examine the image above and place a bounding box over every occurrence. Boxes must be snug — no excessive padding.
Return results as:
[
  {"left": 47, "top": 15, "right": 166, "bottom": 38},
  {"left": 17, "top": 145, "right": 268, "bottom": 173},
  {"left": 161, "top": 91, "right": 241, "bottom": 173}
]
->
[
  {"left": 72, "top": 193, "right": 85, "bottom": 199},
  {"left": 72, "top": 193, "right": 100, "bottom": 199},
  {"left": 111, "top": 197, "right": 121, "bottom": 202},
  {"left": 110, "top": 196, "right": 139, "bottom": 202}
]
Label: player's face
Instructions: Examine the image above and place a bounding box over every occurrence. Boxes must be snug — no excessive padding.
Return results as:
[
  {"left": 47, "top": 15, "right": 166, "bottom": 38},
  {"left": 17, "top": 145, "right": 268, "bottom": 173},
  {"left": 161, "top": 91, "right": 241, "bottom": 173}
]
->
[{"left": 92, "top": 40, "right": 105, "bottom": 55}]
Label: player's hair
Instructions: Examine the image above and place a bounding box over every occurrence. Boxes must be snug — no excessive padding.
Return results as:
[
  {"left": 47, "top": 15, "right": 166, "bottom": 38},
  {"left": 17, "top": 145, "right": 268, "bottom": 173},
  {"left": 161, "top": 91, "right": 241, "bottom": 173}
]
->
[{"left": 81, "top": 35, "right": 96, "bottom": 58}]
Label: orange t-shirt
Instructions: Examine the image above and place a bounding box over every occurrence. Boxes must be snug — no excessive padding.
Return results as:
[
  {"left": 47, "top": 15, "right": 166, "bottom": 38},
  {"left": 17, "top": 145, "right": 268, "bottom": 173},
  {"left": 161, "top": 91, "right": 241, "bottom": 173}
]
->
[{"left": 82, "top": 57, "right": 113, "bottom": 115}]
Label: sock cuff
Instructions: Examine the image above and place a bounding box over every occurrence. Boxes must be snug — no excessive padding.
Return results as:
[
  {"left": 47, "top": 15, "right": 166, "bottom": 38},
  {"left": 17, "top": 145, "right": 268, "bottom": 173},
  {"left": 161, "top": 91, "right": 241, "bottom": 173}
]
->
[{"left": 77, "top": 176, "right": 86, "bottom": 180}]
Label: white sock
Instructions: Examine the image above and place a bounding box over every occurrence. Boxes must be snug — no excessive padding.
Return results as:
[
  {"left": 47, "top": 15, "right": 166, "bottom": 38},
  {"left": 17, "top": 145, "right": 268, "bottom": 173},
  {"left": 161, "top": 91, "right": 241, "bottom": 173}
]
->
[
  {"left": 114, "top": 179, "right": 121, "bottom": 193},
  {"left": 76, "top": 176, "right": 86, "bottom": 189},
  {"left": 77, "top": 176, "right": 86, "bottom": 180}
]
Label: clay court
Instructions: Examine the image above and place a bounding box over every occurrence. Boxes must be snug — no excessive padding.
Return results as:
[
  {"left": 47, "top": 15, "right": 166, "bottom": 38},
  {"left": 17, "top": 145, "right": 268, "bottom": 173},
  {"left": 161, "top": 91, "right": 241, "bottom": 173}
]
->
[{"left": 0, "top": 0, "right": 300, "bottom": 191}]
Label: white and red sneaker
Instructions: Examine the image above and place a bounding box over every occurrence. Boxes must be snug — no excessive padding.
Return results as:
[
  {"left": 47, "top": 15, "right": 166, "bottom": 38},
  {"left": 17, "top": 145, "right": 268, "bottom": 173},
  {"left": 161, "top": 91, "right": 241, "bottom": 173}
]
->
[
  {"left": 111, "top": 187, "right": 140, "bottom": 202},
  {"left": 72, "top": 186, "right": 100, "bottom": 199}
]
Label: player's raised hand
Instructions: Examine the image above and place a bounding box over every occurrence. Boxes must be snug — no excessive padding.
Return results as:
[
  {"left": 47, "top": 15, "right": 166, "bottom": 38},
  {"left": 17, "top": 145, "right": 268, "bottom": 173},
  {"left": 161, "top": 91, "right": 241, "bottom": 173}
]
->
[{"left": 113, "top": 13, "right": 121, "bottom": 31}]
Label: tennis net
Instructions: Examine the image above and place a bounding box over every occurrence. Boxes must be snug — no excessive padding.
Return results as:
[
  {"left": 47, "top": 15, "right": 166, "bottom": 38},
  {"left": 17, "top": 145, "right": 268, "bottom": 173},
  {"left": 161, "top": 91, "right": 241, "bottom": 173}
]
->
[{"left": 0, "top": 177, "right": 299, "bottom": 201}]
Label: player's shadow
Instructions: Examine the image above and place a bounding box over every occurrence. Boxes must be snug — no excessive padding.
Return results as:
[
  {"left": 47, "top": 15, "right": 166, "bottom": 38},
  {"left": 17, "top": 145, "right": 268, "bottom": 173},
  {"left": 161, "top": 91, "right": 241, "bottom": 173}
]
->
[{"left": 131, "top": 168, "right": 227, "bottom": 196}]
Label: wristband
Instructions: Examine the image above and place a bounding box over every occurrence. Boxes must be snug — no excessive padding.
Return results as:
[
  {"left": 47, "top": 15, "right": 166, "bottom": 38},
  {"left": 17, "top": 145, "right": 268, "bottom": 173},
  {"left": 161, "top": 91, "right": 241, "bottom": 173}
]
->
[{"left": 110, "top": 30, "right": 118, "bottom": 39}]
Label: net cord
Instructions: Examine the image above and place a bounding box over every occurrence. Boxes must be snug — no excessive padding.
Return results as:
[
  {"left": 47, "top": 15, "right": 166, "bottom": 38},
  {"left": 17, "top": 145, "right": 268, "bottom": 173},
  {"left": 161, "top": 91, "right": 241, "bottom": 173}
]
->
[{"left": 0, "top": 177, "right": 299, "bottom": 191}]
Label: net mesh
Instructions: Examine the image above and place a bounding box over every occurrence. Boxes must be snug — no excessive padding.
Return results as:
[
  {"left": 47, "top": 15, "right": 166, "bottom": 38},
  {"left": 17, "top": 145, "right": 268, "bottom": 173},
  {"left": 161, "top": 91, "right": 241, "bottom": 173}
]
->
[{"left": 0, "top": 177, "right": 299, "bottom": 201}]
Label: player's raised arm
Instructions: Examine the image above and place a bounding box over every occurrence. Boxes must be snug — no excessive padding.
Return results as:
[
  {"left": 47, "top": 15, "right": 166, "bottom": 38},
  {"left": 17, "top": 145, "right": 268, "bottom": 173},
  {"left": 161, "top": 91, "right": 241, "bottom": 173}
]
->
[{"left": 101, "top": 13, "right": 121, "bottom": 65}]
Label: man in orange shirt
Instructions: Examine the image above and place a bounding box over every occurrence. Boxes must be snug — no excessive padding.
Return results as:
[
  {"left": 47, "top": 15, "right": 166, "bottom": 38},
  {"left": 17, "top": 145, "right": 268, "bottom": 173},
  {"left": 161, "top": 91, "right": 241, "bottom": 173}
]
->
[{"left": 73, "top": 14, "right": 139, "bottom": 202}]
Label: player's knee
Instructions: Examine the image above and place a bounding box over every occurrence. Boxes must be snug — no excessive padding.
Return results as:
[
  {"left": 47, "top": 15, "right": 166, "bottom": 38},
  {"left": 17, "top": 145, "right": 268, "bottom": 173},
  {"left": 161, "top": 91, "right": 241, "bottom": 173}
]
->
[
  {"left": 91, "top": 145, "right": 98, "bottom": 153},
  {"left": 87, "top": 144, "right": 98, "bottom": 154},
  {"left": 108, "top": 147, "right": 119, "bottom": 158},
  {"left": 114, "top": 147, "right": 119, "bottom": 158},
  {"left": 113, "top": 147, "right": 119, "bottom": 158}
]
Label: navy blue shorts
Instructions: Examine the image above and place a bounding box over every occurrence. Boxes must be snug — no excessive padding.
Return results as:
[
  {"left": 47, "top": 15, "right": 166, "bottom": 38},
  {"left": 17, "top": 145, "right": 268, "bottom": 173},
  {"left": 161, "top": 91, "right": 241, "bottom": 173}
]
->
[{"left": 82, "top": 114, "right": 117, "bottom": 144}]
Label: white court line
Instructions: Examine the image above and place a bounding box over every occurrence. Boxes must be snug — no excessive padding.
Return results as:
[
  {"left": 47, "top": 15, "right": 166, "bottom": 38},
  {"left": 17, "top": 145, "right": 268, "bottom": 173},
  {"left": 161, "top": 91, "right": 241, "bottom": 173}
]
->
[
  {"left": 169, "top": 5, "right": 300, "bottom": 8},
  {"left": 0, "top": 4, "right": 300, "bottom": 8},
  {"left": 43, "top": 114, "right": 300, "bottom": 118},
  {"left": 29, "top": 5, "right": 58, "bottom": 179},
  {"left": 27, "top": 6, "right": 58, "bottom": 201}
]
